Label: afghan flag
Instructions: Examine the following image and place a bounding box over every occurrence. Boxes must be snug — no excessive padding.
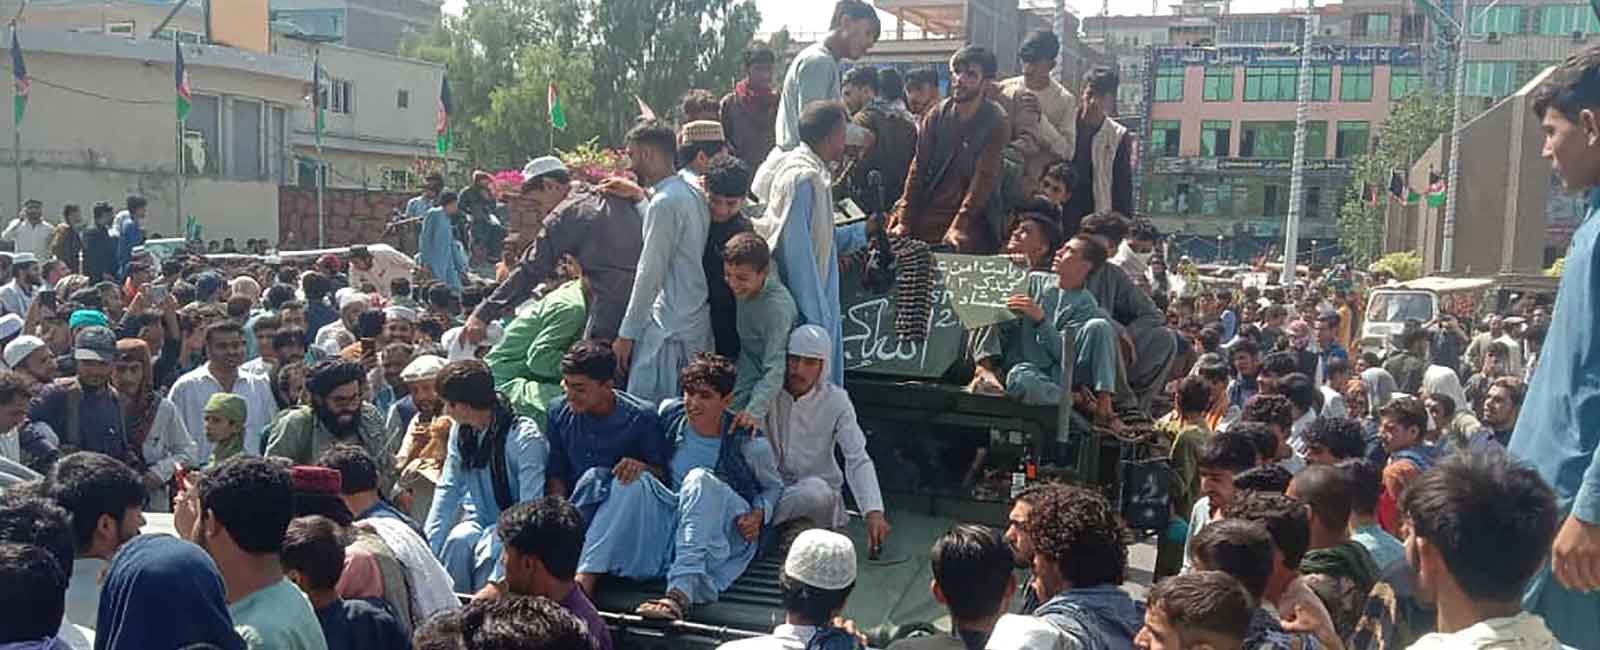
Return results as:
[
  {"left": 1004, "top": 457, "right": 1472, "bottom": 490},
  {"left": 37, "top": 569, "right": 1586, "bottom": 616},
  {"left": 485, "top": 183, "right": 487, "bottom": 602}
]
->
[
  {"left": 10, "top": 28, "right": 27, "bottom": 126},
  {"left": 1426, "top": 172, "right": 1447, "bottom": 208},
  {"left": 548, "top": 82, "right": 567, "bottom": 131},
  {"left": 176, "top": 43, "right": 192, "bottom": 123},
  {"left": 436, "top": 76, "right": 452, "bottom": 154}
]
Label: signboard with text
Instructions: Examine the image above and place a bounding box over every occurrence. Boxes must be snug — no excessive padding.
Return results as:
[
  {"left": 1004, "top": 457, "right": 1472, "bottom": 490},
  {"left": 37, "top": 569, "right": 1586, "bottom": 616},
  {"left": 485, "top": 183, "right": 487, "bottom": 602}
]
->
[{"left": 1152, "top": 45, "right": 1422, "bottom": 68}]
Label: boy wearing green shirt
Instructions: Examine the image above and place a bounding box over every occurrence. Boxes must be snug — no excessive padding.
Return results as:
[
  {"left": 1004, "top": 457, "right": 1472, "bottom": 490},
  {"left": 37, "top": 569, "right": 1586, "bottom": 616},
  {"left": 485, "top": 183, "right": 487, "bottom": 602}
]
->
[{"left": 723, "top": 232, "right": 798, "bottom": 432}]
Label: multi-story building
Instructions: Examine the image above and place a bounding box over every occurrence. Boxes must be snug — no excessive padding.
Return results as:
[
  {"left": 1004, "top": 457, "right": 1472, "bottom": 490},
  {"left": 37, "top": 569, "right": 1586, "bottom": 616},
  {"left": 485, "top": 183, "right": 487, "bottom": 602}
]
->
[
  {"left": 269, "top": 0, "right": 442, "bottom": 55},
  {"left": 1141, "top": 43, "right": 1424, "bottom": 262}
]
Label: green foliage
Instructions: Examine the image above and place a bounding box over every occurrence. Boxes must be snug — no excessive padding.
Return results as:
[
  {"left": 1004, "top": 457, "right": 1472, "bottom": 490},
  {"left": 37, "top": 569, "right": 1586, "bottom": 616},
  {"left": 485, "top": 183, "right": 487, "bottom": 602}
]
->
[
  {"left": 1372, "top": 251, "right": 1425, "bottom": 282},
  {"left": 405, "top": 0, "right": 763, "bottom": 170},
  {"left": 1336, "top": 90, "right": 1454, "bottom": 267}
]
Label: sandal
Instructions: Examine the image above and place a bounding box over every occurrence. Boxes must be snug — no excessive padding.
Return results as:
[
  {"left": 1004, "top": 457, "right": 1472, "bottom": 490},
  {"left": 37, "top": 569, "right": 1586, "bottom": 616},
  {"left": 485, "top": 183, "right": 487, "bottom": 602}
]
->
[{"left": 636, "top": 590, "right": 690, "bottom": 621}]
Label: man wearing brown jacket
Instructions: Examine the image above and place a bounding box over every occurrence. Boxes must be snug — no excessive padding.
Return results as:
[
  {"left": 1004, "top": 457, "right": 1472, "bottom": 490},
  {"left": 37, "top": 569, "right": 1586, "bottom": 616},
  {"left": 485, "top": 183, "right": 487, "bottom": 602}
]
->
[{"left": 888, "top": 46, "right": 1006, "bottom": 253}]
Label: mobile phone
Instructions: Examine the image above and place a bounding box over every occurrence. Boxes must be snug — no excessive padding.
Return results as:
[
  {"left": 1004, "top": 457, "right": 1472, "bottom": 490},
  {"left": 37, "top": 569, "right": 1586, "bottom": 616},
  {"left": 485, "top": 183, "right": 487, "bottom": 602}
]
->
[
  {"left": 37, "top": 289, "right": 55, "bottom": 311},
  {"left": 361, "top": 337, "right": 376, "bottom": 356}
]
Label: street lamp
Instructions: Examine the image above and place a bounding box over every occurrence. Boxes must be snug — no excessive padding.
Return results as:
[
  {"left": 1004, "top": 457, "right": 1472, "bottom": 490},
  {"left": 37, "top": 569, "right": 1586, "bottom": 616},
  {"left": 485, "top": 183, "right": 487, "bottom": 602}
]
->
[{"left": 1217, "top": 234, "right": 1226, "bottom": 263}]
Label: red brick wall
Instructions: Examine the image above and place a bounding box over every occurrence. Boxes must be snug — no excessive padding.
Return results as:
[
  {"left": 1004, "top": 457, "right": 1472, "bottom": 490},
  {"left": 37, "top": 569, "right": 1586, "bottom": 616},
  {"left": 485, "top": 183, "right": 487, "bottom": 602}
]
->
[{"left": 278, "top": 186, "right": 543, "bottom": 251}]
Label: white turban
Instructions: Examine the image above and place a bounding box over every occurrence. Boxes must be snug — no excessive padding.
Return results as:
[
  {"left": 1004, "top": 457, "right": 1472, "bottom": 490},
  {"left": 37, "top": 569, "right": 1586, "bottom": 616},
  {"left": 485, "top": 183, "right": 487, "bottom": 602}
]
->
[{"left": 788, "top": 324, "right": 830, "bottom": 360}]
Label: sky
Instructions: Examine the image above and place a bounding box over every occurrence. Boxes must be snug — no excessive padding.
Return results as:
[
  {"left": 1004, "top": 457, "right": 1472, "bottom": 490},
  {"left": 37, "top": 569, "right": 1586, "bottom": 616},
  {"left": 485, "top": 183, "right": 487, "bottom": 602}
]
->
[{"left": 442, "top": 0, "right": 1307, "bottom": 33}]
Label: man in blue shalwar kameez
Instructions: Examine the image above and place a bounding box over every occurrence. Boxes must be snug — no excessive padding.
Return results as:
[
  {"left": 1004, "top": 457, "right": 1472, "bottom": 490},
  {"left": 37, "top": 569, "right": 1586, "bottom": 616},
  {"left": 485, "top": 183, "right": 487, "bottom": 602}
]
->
[
  {"left": 982, "top": 236, "right": 1120, "bottom": 421},
  {"left": 614, "top": 122, "right": 714, "bottom": 404},
  {"left": 418, "top": 191, "right": 469, "bottom": 293},
  {"left": 1508, "top": 49, "right": 1600, "bottom": 649},
  {"left": 570, "top": 353, "right": 783, "bottom": 621},
  {"left": 424, "top": 359, "right": 548, "bottom": 593}
]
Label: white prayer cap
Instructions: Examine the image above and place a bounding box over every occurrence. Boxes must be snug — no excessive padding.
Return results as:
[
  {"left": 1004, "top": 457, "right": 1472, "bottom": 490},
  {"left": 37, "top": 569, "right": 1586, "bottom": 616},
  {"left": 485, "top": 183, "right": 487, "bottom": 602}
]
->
[
  {"left": 788, "top": 324, "right": 830, "bottom": 360},
  {"left": 230, "top": 276, "right": 261, "bottom": 301},
  {"left": 400, "top": 354, "right": 448, "bottom": 383},
  {"left": 9, "top": 252, "right": 36, "bottom": 266},
  {"left": 384, "top": 305, "right": 419, "bottom": 323},
  {"left": 782, "top": 529, "right": 856, "bottom": 590},
  {"left": 3, "top": 335, "right": 45, "bottom": 370},
  {"left": 337, "top": 290, "right": 370, "bottom": 311},
  {"left": 0, "top": 314, "right": 24, "bottom": 341},
  {"left": 522, "top": 156, "right": 567, "bottom": 180}
]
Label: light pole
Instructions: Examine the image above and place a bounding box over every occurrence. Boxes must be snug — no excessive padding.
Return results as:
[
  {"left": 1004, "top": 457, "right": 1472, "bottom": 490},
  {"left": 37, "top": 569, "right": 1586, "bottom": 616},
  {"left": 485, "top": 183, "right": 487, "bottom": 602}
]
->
[
  {"left": 1423, "top": 0, "right": 1503, "bottom": 273},
  {"left": 281, "top": 28, "right": 339, "bottom": 247},
  {"left": 1281, "top": 0, "right": 1316, "bottom": 286}
]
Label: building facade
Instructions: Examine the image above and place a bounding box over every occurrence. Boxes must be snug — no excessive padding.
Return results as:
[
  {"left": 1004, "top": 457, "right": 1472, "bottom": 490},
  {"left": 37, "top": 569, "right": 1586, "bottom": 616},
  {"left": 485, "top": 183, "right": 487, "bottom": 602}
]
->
[
  {"left": 1141, "top": 44, "right": 1425, "bottom": 263},
  {"left": 269, "top": 0, "right": 442, "bottom": 55}
]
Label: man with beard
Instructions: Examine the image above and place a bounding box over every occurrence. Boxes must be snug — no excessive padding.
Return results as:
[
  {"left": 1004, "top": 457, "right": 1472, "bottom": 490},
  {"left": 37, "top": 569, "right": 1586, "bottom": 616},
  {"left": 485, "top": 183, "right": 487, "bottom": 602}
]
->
[
  {"left": 1005, "top": 484, "right": 1061, "bottom": 614},
  {"left": 423, "top": 359, "right": 548, "bottom": 593},
  {"left": 173, "top": 455, "right": 329, "bottom": 650},
  {"left": 45, "top": 451, "right": 147, "bottom": 631},
  {"left": 889, "top": 46, "right": 1007, "bottom": 253},
  {"left": 24, "top": 326, "right": 131, "bottom": 468},
  {"left": 170, "top": 321, "right": 279, "bottom": 461},
  {"left": 267, "top": 360, "right": 391, "bottom": 491},
  {"left": 0, "top": 252, "right": 39, "bottom": 317},
  {"left": 463, "top": 156, "right": 642, "bottom": 345},
  {"left": 720, "top": 46, "right": 779, "bottom": 170},
  {"left": 5, "top": 334, "right": 56, "bottom": 389},
  {"left": 1481, "top": 376, "right": 1524, "bottom": 448},
  {"left": 388, "top": 354, "right": 447, "bottom": 523},
  {"left": 763, "top": 326, "right": 890, "bottom": 552}
]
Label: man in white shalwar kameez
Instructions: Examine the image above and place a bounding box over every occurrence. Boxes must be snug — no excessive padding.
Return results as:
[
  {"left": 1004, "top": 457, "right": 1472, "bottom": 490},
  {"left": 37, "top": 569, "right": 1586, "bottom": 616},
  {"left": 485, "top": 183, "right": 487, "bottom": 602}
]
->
[{"left": 763, "top": 325, "right": 891, "bottom": 552}]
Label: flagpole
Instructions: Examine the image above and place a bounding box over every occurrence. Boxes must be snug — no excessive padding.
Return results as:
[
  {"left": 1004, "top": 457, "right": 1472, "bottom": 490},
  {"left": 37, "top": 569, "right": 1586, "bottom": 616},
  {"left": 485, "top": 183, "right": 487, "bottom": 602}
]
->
[
  {"left": 174, "top": 39, "right": 184, "bottom": 236},
  {"left": 315, "top": 45, "right": 325, "bottom": 247},
  {"left": 10, "top": 23, "right": 20, "bottom": 213}
]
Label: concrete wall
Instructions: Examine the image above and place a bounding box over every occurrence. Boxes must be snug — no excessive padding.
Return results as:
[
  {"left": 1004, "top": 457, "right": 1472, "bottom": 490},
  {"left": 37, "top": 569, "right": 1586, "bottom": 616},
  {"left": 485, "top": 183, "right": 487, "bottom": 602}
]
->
[
  {"left": 6, "top": 0, "right": 269, "bottom": 53},
  {"left": 1410, "top": 77, "right": 1550, "bottom": 275},
  {"left": 213, "top": 0, "right": 271, "bottom": 53},
  {"left": 0, "top": 166, "right": 278, "bottom": 243}
]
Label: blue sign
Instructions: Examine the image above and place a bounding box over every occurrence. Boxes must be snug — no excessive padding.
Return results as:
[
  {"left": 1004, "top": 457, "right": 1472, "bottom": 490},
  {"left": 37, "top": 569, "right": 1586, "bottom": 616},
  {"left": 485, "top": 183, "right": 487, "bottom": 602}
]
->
[{"left": 1153, "top": 45, "right": 1422, "bottom": 67}]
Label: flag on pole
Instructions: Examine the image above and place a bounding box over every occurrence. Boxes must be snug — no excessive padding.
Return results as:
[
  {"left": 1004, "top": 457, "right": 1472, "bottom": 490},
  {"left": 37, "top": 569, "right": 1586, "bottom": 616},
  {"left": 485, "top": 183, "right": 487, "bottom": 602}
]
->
[
  {"left": 436, "top": 77, "right": 453, "bottom": 155},
  {"left": 312, "top": 51, "right": 325, "bottom": 147},
  {"left": 176, "top": 43, "right": 192, "bottom": 123},
  {"left": 547, "top": 82, "right": 567, "bottom": 131},
  {"left": 10, "top": 28, "right": 27, "bottom": 126},
  {"left": 1426, "top": 172, "right": 1447, "bottom": 208}
]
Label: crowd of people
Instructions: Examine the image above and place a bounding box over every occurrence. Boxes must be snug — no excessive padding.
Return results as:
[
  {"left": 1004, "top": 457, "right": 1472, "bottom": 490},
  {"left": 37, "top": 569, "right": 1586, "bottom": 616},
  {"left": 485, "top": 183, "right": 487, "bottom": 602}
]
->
[{"left": 0, "top": 1, "right": 1599, "bottom": 649}]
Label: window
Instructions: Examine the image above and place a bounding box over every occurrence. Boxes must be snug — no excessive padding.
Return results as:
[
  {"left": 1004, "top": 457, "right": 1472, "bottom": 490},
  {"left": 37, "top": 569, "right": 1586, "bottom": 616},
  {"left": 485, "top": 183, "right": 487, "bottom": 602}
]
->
[
  {"left": 1245, "top": 66, "right": 1297, "bottom": 101},
  {"left": 1361, "top": 14, "right": 1393, "bottom": 37},
  {"left": 1306, "top": 186, "right": 1323, "bottom": 215},
  {"left": 1538, "top": 5, "right": 1600, "bottom": 34},
  {"left": 1336, "top": 121, "right": 1371, "bottom": 158},
  {"left": 1201, "top": 120, "right": 1232, "bottom": 156},
  {"left": 1401, "top": 14, "right": 1427, "bottom": 39},
  {"left": 1263, "top": 184, "right": 1288, "bottom": 216},
  {"left": 1240, "top": 121, "right": 1297, "bottom": 157},
  {"left": 321, "top": 79, "right": 354, "bottom": 114},
  {"left": 105, "top": 21, "right": 134, "bottom": 35},
  {"left": 1465, "top": 61, "right": 1519, "bottom": 97},
  {"left": 1305, "top": 121, "right": 1328, "bottom": 158},
  {"left": 184, "top": 95, "right": 220, "bottom": 176},
  {"left": 397, "top": 90, "right": 410, "bottom": 109},
  {"left": 1311, "top": 66, "right": 1333, "bottom": 101},
  {"left": 1470, "top": 5, "right": 1524, "bottom": 35},
  {"left": 1203, "top": 66, "right": 1234, "bottom": 101},
  {"left": 1390, "top": 69, "right": 1425, "bottom": 99},
  {"left": 1155, "top": 65, "right": 1185, "bottom": 102},
  {"left": 297, "top": 158, "right": 326, "bottom": 188},
  {"left": 154, "top": 29, "right": 205, "bottom": 44},
  {"left": 1150, "top": 121, "right": 1181, "bottom": 157},
  {"left": 1340, "top": 66, "right": 1374, "bottom": 101},
  {"left": 229, "top": 99, "right": 263, "bottom": 181}
]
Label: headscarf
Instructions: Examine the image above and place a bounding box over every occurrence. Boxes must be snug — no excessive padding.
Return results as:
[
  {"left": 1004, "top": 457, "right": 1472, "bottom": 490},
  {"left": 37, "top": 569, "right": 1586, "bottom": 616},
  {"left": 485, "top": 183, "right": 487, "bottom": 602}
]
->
[
  {"left": 69, "top": 310, "right": 108, "bottom": 331},
  {"left": 1361, "top": 367, "right": 1398, "bottom": 412},
  {"left": 114, "top": 339, "right": 157, "bottom": 454},
  {"left": 1420, "top": 365, "right": 1470, "bottom": 414},
  {"left": 94, "top": 534, "right": 246, "bottom": 650}
]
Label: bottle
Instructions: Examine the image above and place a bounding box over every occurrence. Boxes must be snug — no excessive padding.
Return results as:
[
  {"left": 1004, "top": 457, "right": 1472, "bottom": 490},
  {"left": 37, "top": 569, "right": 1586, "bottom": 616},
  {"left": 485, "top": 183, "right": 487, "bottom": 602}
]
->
[{"left": 1010, "top": 455, "right": 1028, "bottom": 500}]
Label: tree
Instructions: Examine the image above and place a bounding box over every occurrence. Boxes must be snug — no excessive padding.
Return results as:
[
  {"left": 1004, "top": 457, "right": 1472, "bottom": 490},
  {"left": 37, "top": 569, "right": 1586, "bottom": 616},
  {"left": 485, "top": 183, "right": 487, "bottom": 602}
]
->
[
  {"left": 1372, "top": 251, "right": 1424, "bottom": 282},
  {"left": 406, "top": 0, "right": 762, "bottom": 168},
  {"left": 1335, "top": 90, "right": 1454, "bottom": 267}
]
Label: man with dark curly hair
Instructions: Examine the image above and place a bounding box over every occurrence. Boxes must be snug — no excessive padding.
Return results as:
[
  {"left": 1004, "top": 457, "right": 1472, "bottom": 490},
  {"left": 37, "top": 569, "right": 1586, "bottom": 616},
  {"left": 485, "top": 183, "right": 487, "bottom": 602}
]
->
[
  {"left": 1302, "top": 416, "right": 1367, "bottom": 466},
  {"left": 1223, "top": 490, "right": 1342, "bottom": 648},
  {"left": 1022, "top": 484, "right": 1141, "bottom": 648}
]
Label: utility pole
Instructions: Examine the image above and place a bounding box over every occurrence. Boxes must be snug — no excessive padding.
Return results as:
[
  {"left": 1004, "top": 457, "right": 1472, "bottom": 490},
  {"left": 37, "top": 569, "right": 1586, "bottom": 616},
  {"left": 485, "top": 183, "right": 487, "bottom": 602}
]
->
[
  {"left": 315, "top": 45, "right": 325, "bottom": 247},
  {"left": 1441, "top": 0, "right": 1474, "bottom": 273},
  {"left": 1281, "top": 0, "right": 1315, "bottom": 286}
]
